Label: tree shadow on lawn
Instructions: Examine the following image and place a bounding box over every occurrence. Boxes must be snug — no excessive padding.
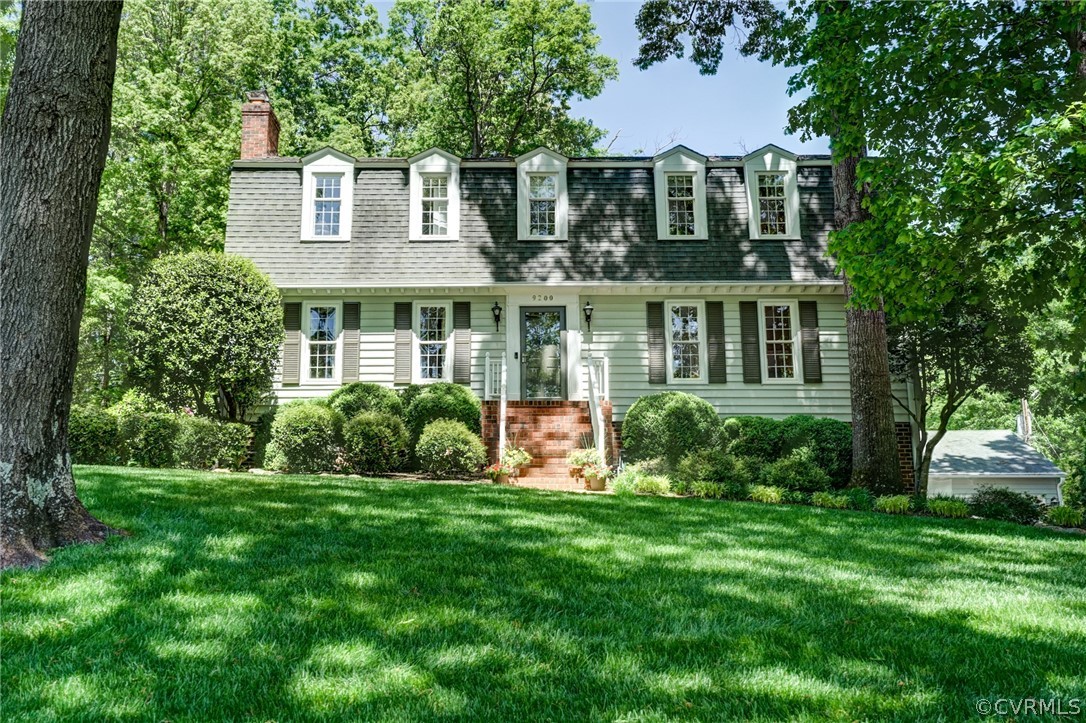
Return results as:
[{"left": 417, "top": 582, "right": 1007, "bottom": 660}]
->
[{"left": 3, "top": 467, "right": 1085, "bottom": 721}]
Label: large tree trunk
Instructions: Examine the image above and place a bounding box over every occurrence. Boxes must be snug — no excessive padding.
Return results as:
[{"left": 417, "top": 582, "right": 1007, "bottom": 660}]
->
[
  {"left": 834, "top": 152, "right": 904, "bottom": 494},
  {"left": 0, "top": 0, "right": 124, "bottom": 569}
]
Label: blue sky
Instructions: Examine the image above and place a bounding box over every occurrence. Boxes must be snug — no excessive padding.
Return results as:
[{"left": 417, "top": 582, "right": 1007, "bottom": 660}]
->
[{"left": 572, "top": 1, "right": 830, "bottom": 156}]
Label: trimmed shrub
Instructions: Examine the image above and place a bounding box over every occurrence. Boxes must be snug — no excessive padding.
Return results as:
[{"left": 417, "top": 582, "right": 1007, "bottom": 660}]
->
[
  {"left": 722, "top": 416, "right": 785, "bottom": 462},
  {"left": 622, "top": 392, "right": 719, "bottom": 468},
  {"left": 612, "top": 466, "right": 671, "bottom": 496},
  {"left": 397, "top": 384, "right": 428, "bottom": 415},
  {"left": 342, "top": 412, "right": 410, "bottom": 474},
  {"left": 1045, "top": 505, "right": 1084, "bottom": 528},
  {"left": 812, "top": 491, "right": 850, "bottom": 509},
  {"left": 969, "top": 486, "right": 1044, "bottom": 525},
  {"left": 779, "top": 415, "right": 852, "bottom": 488},
  {"left": 415, "top": 419, "right": 487, "bottom": 476},
  {"left": 69, "top": 405, "right": 121, "bottom": 465},
  {"left": 328, "top": 383, "right": 403, "bottom": 421},
  {"left": 927, "top": 497, "right": 970, "bottom": 519},
  {"left": 758, "top": 447, "right": 832, "bottom": 493},
  {"left": 268, "top": 401, "right": 344, "bottom": 473},
  {"left": 750, "top": 485, "right": 784, "bottom": 504},
  {"left": 175, "top": 417, "right": 252, "bottom": 470},
  {"left": 874, "top": 495, "right": 912, "bottom": 515},
  {"left": 404, "top": 383, "right": 482, "bottom": 444},
  {"left": 676, "top": 449, "right": 755, "bottom": 485},
  {"left": 250, "top": 409, "right": 276, "bottom": 468},
  {"left": 118, "top": 412, "right": 181, "bottom": 468}
]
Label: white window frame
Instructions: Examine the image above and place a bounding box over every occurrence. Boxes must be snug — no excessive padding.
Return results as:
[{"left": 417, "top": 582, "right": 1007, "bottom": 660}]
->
[
  {"left": 517, "top": 147, "right": 568, "bottom": 240},
  {"left": 409, "top": 148, "right": 460, "bottom": 241},
  {"left": 757, "top": 299, "right": 804, "bottom": 384},
  {"left": 665, "top": 299, "right": 709, "bottom": 385},
  {"left": 744, "top": 145, "right": 801, "bottom": 240},
  {"left": 301, "top": 148, "right": 354, "bottom": 242},
  {"left": 302, "top": 300, "right": 343, "bottom": 384},
  {"left": 654, "top": 146, "right": 707, "bottom": 241},
  {"left": 412, "top": 300, "right": 453, "bottom": 383}
]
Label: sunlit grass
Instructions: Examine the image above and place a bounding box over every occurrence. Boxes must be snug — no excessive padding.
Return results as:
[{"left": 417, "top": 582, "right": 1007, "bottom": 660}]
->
[{"left": 2, "top": 466, "right": 1084, "bottom": 721}]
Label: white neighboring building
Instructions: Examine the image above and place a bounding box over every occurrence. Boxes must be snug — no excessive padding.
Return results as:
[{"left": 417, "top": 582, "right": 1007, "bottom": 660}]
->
[{"left": 928, "top": 430, "right": 1065, "bottom": 504}]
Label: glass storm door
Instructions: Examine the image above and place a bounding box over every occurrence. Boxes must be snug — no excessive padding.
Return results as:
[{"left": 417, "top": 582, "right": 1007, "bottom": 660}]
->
[{"left": 521, "top": 307, "right": 566, "bottom": 400}]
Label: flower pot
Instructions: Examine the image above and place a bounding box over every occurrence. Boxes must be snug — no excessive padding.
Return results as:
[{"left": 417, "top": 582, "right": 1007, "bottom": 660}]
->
[
  {"left": 497, "top": 473, "right": 510, "bottom": 485},
  {"left": 586, "top": 473, "right": 606, "bottom": 491},
  {"left": 518, "top": 465, "right": 530, "bottom": 478},
  {"left": 569, "top": 466, "right": 583, "bottom": 478}
]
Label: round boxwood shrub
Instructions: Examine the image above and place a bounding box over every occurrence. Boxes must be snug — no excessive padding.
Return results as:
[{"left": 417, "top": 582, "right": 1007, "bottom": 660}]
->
[
  {"left": 779, "top": 415, "right": 853, "bottom": 487},
  {"left": 342, "top": 411, "right": 410, "bottom": 474},
  {"left": 758, "top": 447, "right": 832, "bottom": 493},
  {"left": 328, "top": 383, "right": 403, "bottom": 421},
  {"left": 968, "top": 486, "right": 1044, "bottom": 525},
  {"left": 675, "top": 448, "right": 755, "bottom": 495},
  {"left": 68, "top": 405, "right": 121, "bottom": 465},
  {"left": 415, "top": 419, "right": 487, "bottom": 476},
  {"left": 175, "top": 416, "right": 253, "bottom": 470},
  {"left": 622, "top": 392, "right": 720, "bottom": 468},
  {"left": 404, "top": 383, "right": 482, "bottom": 443},
  {"left": 722, "top": 416, "right": 785, "bottom": 461},
  {"left": 267, "top": 401, "right": 344, "bottom": 473}
]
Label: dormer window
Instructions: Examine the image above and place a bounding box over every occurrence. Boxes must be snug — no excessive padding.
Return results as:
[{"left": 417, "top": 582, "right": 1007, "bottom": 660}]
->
[
  {"left": 409, "top": 149, "right": 460, "bottom": 241},
  {"left": 301, "top": 148, "right": 354, "bottom": 242},
  {"left": 517, "top": 148, "right": 568, "bottom": 240},
  {"left": 653, "top": 146, "right": 707, "bottom": 240},
  {"left": 744, "top": 145, "right": 800, "bottom": 240}
]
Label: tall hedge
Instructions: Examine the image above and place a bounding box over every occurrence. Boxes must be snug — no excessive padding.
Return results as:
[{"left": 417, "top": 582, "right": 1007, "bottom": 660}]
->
[{"left": 622, "top": 392, "right": 719, "bottom": 468}]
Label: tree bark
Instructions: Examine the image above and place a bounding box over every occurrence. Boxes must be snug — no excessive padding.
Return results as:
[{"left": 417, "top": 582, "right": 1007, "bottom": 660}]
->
[
  {"left": 0, "top": 0, "right": 124, "bottom": 569},
  {"left": 834, "top": 152, "right": 904, "bottom": 494}
]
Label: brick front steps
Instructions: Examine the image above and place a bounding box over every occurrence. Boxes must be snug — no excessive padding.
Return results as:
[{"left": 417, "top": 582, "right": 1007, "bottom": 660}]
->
[{"left": 481, "top": 401, "right": 615, "bottom": 481}]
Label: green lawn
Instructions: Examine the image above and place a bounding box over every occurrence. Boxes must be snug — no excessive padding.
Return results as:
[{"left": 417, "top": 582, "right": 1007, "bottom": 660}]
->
[{"left": 2, "top": 468, "right": 1084, "bottom": 721}]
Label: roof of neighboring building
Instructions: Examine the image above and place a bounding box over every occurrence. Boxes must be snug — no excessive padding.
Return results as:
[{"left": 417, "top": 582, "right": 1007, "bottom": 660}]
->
[{"left": 929, "top": 430, "right": 1065, "bottom": 477}]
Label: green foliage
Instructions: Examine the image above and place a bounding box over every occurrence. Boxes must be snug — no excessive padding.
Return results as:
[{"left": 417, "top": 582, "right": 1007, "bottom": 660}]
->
[
  {"left": 690, "top": 479, "right": 748, "bottom": 501},
  {"left": 1045, "top": 506, "right": 1084, "bottom": 529},
  {"left": 328, "top": 383, "right": 404, "bottom": 421},
  {"left": 404, "top": 383, "right": 482, "bottom": 444},
  {"left": 749, "top": 485, "right": 784, "bottom": 505},
  {"left": 675, "top": 449, "right": 755, "bottom": 493},
  {"left": 73, "top": 269, "right": 132, "bottom": 406},
  {"left": 566, "top": 447, "right": 603, "bottom": 468},
  {"left": 722, "top": 416, "right": 784, "bottom": 462},
  {"left": 622, "top": 392, "right": 720, "bottom": 468},
  {"left": 342, "top": 412, "right": 410, "bottom": 475},
  {"left": 927, "top": 497, "right": 970, "bottom": 519},
  {"left": 174, "top": 417, "right": 252, "bottom": 471},
  {"left": 117, "top": 412, "right": 181, "bottom": 469},
  {"left": 502, "top": 446, "right": 532, "bottom": 469},
  {"left": 268, "top": 401, "right": 344, "bottom": 474},
  {"left": 0, "top": 0, "right": 17, "bottom": 116},
  {"left": 758, "top": 447, "right": 832, "bottom": 494},
  {"left": 611, "top": 467, "right": 671, "bottom": 496},
  {"left": 68, "top": 406, "right": 121, "bottom": 466},
  {"left": 414, "top": 419, "right": 487, "bottom": 476},
  {"left": 811, "top": 492, "right": 850, "bottom": 510},
  {"left": 873, "top": 495, "right": 912, "bottom": 515},
  {"left": 250, "top": 410, "right": 276, "bottom": 469},
  {"left": 397, "top": 384, "right": 428, "bottom": 414},
  {"left": 841, "top": 487, "right": 874, "bottom": 511},
  {"left": 779, "top": 415, "right": 852, "bottom": 488},
  {"left": 126, "top": 252, "right": 283, "bottom": 422},
  {"left": 969, "top": 487, "right": 1044, "bottom": 526}
]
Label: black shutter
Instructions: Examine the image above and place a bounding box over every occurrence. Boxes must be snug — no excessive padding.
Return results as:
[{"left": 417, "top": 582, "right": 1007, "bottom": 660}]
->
[
  {"left": 706, "top": 301, "right": 726, "bottom": 384},
  {"left": 394, "top": 302, "right": 412, "bottom": 384},
  {"left": 282, "top": 302, "right": 302, "bottom": 386},
  {"left": 647, "top": 302, "right": 666, "bottom": 384},
  {"left": 342, "top": 302, "right": 360, "bottom": 383},
  {"left": 799, "top": 300, "right": 822, "bottom": 383},
  {"left": 453, "top": 301, "right": 471, "bottom": 385},
  {"left": 739, "top": 301, "right": 761, "bottom": 384}
]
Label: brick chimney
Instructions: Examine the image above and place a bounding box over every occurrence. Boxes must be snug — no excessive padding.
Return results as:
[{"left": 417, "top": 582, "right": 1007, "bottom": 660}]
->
[{"left": 240, "top": 90, "right": 280, "bottom": 159}]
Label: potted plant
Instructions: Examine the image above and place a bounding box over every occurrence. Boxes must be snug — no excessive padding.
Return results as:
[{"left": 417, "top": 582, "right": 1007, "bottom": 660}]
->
[
  {"left": 567, "top": 448, "right": 603, "bottom": 479},
  {"left": 484, "top": 461, "right": 515, "bottom": 484},
  {"left": 582, "top": 462, "right": 612, "bottom": 491},
  {"left": 502, "top": 445, "right": 533, "bottom": 478}
]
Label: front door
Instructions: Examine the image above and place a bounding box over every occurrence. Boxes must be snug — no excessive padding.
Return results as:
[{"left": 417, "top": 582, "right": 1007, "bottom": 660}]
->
[{"left": 521, "top": 307, "right": 566, "bottom": 400}]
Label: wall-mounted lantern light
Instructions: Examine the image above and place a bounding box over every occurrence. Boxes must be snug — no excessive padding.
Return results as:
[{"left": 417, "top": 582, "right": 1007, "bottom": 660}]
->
[
  {"left": 491, "top": 301, "right": 503, "bottom": 331},
  {"left": 583, "top": 300, "right": 594, "bottom": 331}
]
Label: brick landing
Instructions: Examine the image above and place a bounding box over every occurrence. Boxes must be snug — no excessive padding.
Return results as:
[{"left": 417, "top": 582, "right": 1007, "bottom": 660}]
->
[{"left": 481, "top": 401, "right": 615, "bottom": 474}]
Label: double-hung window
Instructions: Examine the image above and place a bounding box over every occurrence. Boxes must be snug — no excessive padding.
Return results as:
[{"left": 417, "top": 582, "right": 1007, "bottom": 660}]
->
[
  {"left": 306, "top": 303, "right": 340, "bottom": 381},
  {"left": 421, "top": 175, "right": 449, "bottom": 237},
  {"left": 313, "top": 175, "right": 342, "bottom": 237},
  {"left": 415, "top": 302, "right": 451, "bottom": 381},
  {"left": 301, "top": 148, "right": 353, "bottom": 242},
  {"left": 757, "top": 173, "right": 787, "bottom": 236},
  {"left": 667, "top": 301, "right": 706, "bottom": 382},
  {"left": 761, "top": 301, "right": 799, "bottom": 381},
  {"left": 666, "top": 174, "right": 696, "bottom": 237},
  {"left": 653, "top": 147, "right": 707, "bottom": 240},
  {"left": 528, "top": 174, "right": 558, "bottom": 237}
]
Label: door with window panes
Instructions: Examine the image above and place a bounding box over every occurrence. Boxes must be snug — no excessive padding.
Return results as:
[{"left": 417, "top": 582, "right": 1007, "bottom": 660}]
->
[{"left": 520, "top": 307, "right": 566, "bottom": 399}]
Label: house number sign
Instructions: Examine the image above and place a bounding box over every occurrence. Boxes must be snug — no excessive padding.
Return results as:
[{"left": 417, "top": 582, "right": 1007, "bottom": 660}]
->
[{"left": 531, "top": 295, "right": 555, "bottom": 302}]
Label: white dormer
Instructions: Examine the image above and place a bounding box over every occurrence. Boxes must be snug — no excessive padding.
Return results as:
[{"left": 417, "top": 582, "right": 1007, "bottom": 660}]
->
[
  {"left": 653, "top": 146, "right": 708, "bottom": 241},
  {"left": 517, "top": 147, "right": 568, "bottom": 241},
  {"left": 744, "top": 144, "right": 801, "bottom": 240},
  {"left": 409, "top": 148, "right": 460, "bottom": 241},
  {"left": 301, "top": 147, "right": 355, "bottom": 242}
]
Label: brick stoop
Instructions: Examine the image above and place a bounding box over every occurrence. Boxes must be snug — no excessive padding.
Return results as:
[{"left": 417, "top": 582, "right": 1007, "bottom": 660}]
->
[{"left": 481, "top": 401, "right": 614, "bottom": 475}]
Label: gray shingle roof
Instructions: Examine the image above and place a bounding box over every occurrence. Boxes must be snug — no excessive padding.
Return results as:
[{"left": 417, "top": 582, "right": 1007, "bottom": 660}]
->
[
  {"left": 929, "top": 430, "right": 1065, "bottom": 477},
  {"left": 225, "top": 164, "right": 838, "bottom": 288}
]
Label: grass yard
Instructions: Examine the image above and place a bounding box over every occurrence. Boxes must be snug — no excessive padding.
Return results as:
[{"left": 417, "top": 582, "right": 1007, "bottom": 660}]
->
[{"left": 2, "top": 468, "right": 1084, "bottom": 721}]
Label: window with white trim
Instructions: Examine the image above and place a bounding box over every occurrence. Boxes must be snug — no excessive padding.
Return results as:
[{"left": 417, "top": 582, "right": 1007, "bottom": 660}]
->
[
  {"left": 757, "top": 173, "right": 787, "bottom": 236},
  {"left": 421, "top": 174, "right": 449, "bottom": 236},
  {"left": 666, "top": 173, "right": 696, "bottom": 236},
  {"left": 415, "top": 302, "right": 451, "bottom": 381},
  {"left": 517, "top": 148, "right": 568, "bottom": 240},
  {"left": 761, "top": 302, "right": 798, "bottom": 380},
  {"left": 313, "top": 175, "right": 342, "bottom": 237},
  {"left": 529, "top": 173, "right": 558, "bottom": 237},
  {"left": 667, "top": 300, "right": 707, "bottom": 383},
  {"left": 305, "top": 303, "right": 341, "bottom": 381},
  {"left": 409, "top": 149, "right": 460, "bottom": 241},
  {"left": 743, "top": 146, "right": 800, "bottom": 240},
  {"left": 300, "top": 149, "right": 354, "bottom": 242},
  {"left": 653, "top": 147, "right": 707, "bottom": 240}
]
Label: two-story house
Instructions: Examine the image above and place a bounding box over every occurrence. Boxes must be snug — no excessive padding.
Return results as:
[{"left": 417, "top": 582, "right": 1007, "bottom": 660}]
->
[{"left": 225, "top": 91, "right": 916, "bottom": 485}]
